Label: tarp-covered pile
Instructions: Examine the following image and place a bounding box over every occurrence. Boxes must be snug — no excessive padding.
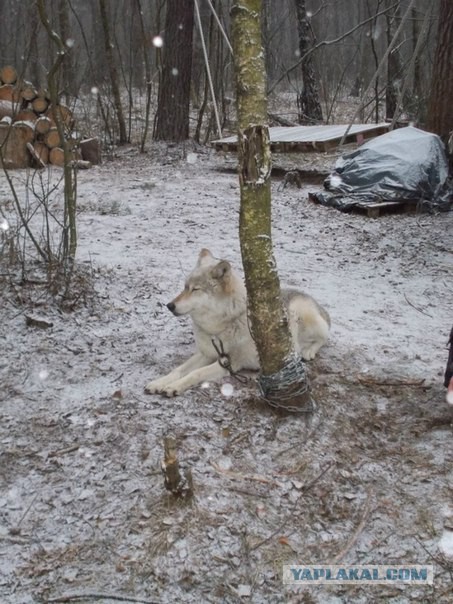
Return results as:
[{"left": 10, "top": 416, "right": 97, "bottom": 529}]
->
[{"left": 311, "top": 127, "right": 453, "bottom": 212}]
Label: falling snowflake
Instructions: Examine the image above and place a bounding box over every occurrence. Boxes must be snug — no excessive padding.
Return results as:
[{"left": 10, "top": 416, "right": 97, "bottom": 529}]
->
[
  {"left": 152, "top": 35, "right": 163, "bottom": 48},
  {"left": 91, "top": 86, "right": 99, "bottom": 95},
  {"left": 0, "top": 218, "right": 9, "bottom": 231},
  {"left": 221, "top": 383, "right": 234, "bottom": 398},
  {"left": 65, "top": 38, "right": 75, "bottom": 48},
  {"left": 38, "top": 369, "right": 49, "bottom": 380},
  {"left": 186, "top": 153, "right": 197, "bottom": 164},
  {"left": 171, "top": 67, "right": 179, "bottom": 77}
]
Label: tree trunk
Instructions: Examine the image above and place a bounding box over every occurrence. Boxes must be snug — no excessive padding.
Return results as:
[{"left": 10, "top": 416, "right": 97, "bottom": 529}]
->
[
  {"left": 135, "top": 0, "right": 153, "bottom": 153},
  {"left": 98, "top": 0, "right": 128, "bottom": 144},
  {"left": 58, "top": 0, "right": 77, "bottom": 101},
  {"left": 0, "top": 123, "right": 31, "bottom": 168},
  {"left": 385, "top": 3, "right": 400, "bottom": 120},
  {"left": 37, "top": 0, "right": 78, "bottom": 265},
  {"left": 293, "top": 0, "right": 323, "bottom": 124},
  {"left": 153, "top": 0, "right": 194, "bottom": 141},
  {"left": 231, "top": 0, "right": 310, "bottom": 410},
  {"left": 426, "top": 0, "right": 453, "bottom": 173}
]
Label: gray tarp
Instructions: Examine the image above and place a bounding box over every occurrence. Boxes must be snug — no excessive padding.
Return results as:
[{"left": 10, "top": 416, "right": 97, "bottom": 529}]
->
[{"left": 311, "top": 127, "right": 453, "bottom": 212}]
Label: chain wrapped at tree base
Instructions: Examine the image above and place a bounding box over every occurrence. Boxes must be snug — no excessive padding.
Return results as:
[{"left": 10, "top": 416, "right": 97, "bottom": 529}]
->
[{"left": 257, "top": 354, "right": 315, "bottom": 413}]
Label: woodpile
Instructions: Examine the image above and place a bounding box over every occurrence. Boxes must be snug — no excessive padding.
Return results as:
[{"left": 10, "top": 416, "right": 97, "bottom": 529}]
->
[{"left": 0, "top": 64, "right": 100, "bottom": 169}]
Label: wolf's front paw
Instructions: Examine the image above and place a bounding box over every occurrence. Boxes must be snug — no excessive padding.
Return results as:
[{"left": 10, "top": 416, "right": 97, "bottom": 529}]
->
[
  {"left": 145, "top": 378, "right": 169, "bottom": 394},
  {"left": 300, "top": 341, "right": 324, "bottom": 361},
  {"left": 161, "top": 384, "right": 182, "bottom": 397}
]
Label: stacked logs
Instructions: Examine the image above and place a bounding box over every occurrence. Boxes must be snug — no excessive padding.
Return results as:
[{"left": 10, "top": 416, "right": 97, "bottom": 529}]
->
[{"left": 0, "top": 65, "right": 100, "bottom": 169}]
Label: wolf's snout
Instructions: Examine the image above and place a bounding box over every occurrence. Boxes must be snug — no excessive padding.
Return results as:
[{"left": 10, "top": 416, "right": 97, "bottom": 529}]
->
[{"left": 166, "top": 301, "right": 176, "bottom": 314}]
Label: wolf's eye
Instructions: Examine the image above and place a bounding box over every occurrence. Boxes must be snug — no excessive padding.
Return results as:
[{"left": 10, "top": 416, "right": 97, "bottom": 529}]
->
[{"left": 191, "top": 287, "right": 201, "bottom": 292}]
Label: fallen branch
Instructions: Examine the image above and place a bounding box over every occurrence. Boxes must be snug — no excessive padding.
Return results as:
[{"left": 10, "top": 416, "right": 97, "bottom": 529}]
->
[
  {"left": 47, "top": 444, "right": 80, "bottom": 458},
  {"left": 332, "top": 491, "right": 372, "bottom": 563},
  {"left": 47, "top": 594, "right": 159, "bottom": 604},
  {"left": 357, "top": 375, "right": 427, "bottom": 388},
  {"left": 404, "top": 293, "right": 433, "bottom": 318},
  {"left": 210, "top": 460, "right": 281, "bottom": 487}
]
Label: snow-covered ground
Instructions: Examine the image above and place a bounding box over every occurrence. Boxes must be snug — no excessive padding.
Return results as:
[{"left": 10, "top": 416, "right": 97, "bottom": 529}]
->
[{"left": 1, "top": 144, "right": 452, "bottom": 603}]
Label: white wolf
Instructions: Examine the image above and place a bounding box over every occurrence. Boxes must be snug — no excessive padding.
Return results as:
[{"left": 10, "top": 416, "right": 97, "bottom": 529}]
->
[{"left": 145, "top": 249, "right": 330, "bottom": 397}]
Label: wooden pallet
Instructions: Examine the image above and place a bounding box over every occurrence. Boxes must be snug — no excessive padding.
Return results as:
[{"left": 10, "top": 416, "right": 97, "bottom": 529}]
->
[
  {"left": 308, "top": 193, "right": 418, "bottom": 217},
  {"left": 353, "top": 200, "right": 417, "bottom": 218},
  {"left": 212, "top": 123, "right": 390, "bottom": 153}
]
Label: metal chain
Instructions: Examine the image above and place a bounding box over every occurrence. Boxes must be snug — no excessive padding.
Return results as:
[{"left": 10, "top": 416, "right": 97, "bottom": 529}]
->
[
  {"left": 211, "top": 336, "right": 249, "bottom": 384},
  {"left": 259, "top": 388, "right": 316, "bottom": 414},
  {"left": 211, "top": 336, "right": 315, "bottom": 412}
]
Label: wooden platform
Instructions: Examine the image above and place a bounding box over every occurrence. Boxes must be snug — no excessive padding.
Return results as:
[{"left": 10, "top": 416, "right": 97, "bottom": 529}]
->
[
  {"left": 352, "top": 200, "right": 417, "bottom": 218},
  {"left": 212, "top": 123, "right": 390, "bottom": 153},
  {"left": 308, "top": 192, "right": 417, "bottom": 218}
]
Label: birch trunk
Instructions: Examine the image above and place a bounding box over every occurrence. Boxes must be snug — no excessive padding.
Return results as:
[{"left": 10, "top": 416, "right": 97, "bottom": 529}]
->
[{"left": 231, "top": 0, "right": 310, "bottom": 408}]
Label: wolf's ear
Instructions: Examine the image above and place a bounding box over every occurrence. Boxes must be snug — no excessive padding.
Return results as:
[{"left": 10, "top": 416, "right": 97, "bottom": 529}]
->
[
  {"left": 197, "top": 248, "right": 214, "bottom": 265},
  {"left": 211, "top": 260, "right": 231, "bottom": 280}
]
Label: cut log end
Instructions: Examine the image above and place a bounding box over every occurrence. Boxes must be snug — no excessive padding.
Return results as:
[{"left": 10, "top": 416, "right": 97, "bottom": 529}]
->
[
  {"left": 0, "top": 65, "right": 18, "bottom": 85},
  {"left": 161, "top": 435, "right": 193, "bottom": 498}
]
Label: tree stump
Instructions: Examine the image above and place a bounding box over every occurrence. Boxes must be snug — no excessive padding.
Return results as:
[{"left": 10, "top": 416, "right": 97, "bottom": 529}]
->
[
  {"left": 80, "top": 137, "right": 101, "bottom": 164},
  {"left": 0, "top": 123, "right": 30, "bottom": 168},
  {"left": 161, "top": 435, "right": 193, "bottom": 498}
]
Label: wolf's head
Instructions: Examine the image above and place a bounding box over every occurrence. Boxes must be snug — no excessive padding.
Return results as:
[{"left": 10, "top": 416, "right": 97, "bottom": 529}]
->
[{"left": 167, "top": 249, "right": 236, "bottom": 318}]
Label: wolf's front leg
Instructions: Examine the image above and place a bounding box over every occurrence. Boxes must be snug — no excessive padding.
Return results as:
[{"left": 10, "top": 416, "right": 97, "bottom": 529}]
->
[
  {"left": 159, "top": 361, "right": 229, "bottom": 397},
  {"left": 145, "top": 353, "right": 211, "bottom": 394}
]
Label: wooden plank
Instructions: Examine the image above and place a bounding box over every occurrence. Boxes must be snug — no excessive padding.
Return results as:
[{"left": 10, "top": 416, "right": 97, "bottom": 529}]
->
[
  {"left": 308, "top": 193, "right": 418, "bottom": 218},
  {"left": 212, "top": 123, "right": 390, "bottom": 153}
]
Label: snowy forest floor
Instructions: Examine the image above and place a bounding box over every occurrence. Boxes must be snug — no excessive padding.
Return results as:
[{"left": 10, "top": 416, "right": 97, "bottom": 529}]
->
[{"left": 1, "top": 143, "right": 453, "bottom": 604}]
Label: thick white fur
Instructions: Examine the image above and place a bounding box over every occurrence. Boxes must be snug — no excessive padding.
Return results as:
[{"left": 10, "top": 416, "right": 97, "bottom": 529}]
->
[{"left": 145, "top": 249, "right": 330, "bottom": 397}]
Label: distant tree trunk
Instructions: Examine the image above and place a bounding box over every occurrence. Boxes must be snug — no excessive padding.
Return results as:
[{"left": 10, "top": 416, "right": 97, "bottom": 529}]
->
[
  {"left": 411, "top": 5, "right": 422, "bottom": 111},
  {"left": 98, "top": 0, "right": 128, "bottom": 144},
  {"left": 28, "top": 4, "right": 41, "bottom": 86},
  {"left": 293, "top": 0, "right": 323, "bottom": 124},
  {"left": 154, "top": 0, "right": 194, "bottom": 142},
  {"left": 426, "top": 0, "right": 453, "bottom": 172},
  {"left": 135, "top": 0, "right": 152, "bottom": 153},
  {"left": 58, "top": 0, "right": 77, "bottom": 101},
  {"left": 385, "top": 3, "right": 401, "bottom": 120},
  {"left": 231, "top": 0, "right": 310, "bottom": 410}
]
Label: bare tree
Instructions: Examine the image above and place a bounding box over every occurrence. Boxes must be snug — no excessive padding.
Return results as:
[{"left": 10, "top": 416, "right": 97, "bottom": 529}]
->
[
  {"left": 426, "top": 0, "right": 453, "bottom": 171},
  {"left": 293, "top": 0, "right": 323, "bottom": 123},
  {"left": 231, "top": 0, "right": 310, "bottom": 410},
  {"left": 154, "top": 0, "right": 195, "bottom": 141},
  {"left": 58, "top": 0, "right": 77, "bottom": 101},
  {"left": 99, "top": 0, "right": 128, "bottom": 144}
]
